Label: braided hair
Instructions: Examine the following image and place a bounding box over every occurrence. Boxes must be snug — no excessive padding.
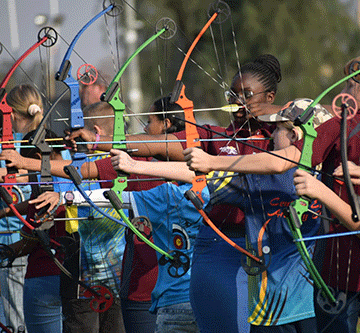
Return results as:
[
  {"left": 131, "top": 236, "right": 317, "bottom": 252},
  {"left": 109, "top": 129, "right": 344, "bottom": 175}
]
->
[{"left": 234, "top": 54, "right": 282, "bottom": 93}]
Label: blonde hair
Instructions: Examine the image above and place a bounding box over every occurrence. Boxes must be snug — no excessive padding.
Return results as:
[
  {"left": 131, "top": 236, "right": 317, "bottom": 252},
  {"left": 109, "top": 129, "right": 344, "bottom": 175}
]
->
[
  {"left": 281, "top": 121, "right": 304, "bottom": 140},
  {"left": 6, "top": 84, "right": 44, "bottom": 132}
]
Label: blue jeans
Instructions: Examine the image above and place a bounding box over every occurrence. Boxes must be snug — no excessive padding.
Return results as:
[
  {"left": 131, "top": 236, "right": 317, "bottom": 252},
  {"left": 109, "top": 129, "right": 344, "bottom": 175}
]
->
[
  {"left": 0, "top": 257, "right": 27, "bottom": 331},
  {"left": 155, "top": 302, "right": 199, "bottom": 333},
  {"left": 190, "top": 226, "right": 250, "bottom": 333},
  {"left": 121, "top": 299, "right": 156, "bottom": 333},
  {"left": 314, "top": 288, "right": 360, "bottom": 332},
  {"left": 23, "top": 275, "right": 62, "bottom": 333}
]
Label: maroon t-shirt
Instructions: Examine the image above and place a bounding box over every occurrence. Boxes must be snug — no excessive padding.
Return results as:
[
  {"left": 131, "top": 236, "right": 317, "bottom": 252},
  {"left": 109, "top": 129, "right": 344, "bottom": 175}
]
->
[
  {"left": 174, "top": 123, "right": 273, "bottom": 231},
  {"left": 95, "top": 156, "right": 165, "bottom": 302},
  {"left": 292, "top": 115, "right": 360, "bottom": 292},
  {"left": 22, "top": 204, "right": 66, "bottom": 279}
]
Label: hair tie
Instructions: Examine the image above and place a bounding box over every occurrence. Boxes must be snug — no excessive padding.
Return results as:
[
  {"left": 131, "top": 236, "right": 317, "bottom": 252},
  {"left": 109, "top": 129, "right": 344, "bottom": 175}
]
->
[{"left": 27, "top": 104, "right": 41, "bottom": 116}]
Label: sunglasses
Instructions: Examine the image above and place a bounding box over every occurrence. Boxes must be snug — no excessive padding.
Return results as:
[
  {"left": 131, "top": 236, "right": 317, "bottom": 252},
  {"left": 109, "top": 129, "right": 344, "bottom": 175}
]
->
[{"left": 224, "top": 89, "right": 269, "bottom": 104}]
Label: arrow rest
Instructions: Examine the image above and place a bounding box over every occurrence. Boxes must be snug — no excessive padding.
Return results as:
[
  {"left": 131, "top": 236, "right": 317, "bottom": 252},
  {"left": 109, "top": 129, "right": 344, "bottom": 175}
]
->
[
  {"left": 207, "top": 0, "right": 230, "bottom": 24},
  {"left": 159, "top": 250, "right": 190, "bottom": 278},
  {"left": 37, "top": 27, "right": 58, "bottom": 47},
  {"left": 155, "top": 17, "right": 177, "bottom": 40},
  {"left": 241, "top": 248, "right": 271, "bottom": 276},
  {"left": 317, "top": 287, "right": 346, "bottom": 314}
]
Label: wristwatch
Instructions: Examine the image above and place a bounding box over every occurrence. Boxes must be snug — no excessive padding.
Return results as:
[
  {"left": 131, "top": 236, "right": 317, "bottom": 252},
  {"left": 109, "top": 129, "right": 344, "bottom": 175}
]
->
[{"left": 64, "top": 191, "right": 75, "bottom": 206}]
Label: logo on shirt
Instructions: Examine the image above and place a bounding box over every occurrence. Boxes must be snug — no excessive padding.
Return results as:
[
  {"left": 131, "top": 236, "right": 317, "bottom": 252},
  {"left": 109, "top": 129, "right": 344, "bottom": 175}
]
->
[{"left": 219, "top": 146, "right": 238, "bottom": 155}]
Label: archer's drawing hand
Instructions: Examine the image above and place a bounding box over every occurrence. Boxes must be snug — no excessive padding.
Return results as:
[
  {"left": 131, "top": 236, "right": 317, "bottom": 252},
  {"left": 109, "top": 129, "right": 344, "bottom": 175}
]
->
[{"left": 333, "top": 161, "right": 360, "bottom": 185}]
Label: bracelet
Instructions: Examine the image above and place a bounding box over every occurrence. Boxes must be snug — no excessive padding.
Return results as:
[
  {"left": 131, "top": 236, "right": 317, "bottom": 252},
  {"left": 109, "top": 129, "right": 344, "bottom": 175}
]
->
[{"left": 91, "top": 133, "right": 100, "bottom": 151}]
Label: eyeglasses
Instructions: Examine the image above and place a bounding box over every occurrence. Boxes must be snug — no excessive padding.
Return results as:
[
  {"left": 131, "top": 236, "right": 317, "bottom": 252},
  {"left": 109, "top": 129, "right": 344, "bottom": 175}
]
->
[{"left": 224, "top": 89, "right": 269, "bottom": 104}]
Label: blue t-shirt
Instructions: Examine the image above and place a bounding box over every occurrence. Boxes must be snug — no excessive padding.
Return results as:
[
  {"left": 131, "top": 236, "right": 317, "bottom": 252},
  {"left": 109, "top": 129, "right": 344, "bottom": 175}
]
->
[
  {"left": 130, "top": 182, "right": 210, "bottom": 313},
  {"left": 207, "top": 169, "right": 320, "bottom": 326}
]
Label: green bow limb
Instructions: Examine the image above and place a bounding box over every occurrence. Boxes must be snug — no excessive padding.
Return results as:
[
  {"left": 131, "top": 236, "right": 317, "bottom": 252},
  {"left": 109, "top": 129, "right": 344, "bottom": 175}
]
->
[
  {"left": 101, "top": 20, "right": 190, "bottom": 278},
  {"left": 285, "top": 66, "right": 360, "bottom": 312}
]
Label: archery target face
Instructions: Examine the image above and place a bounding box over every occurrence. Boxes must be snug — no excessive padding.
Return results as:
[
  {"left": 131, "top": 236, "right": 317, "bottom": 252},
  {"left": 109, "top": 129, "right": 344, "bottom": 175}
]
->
[{"left": 172, "top": 224, "right": 190, "bottom": 250}]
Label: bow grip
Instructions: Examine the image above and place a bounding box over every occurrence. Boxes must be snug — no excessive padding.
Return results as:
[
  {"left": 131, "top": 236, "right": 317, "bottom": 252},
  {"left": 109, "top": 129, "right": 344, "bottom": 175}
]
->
[
  {"left": 116, "top": 169, "right": 129, "bottom": 178},
  {"left": 35, "top": 203, "right": 51, "bottom": 218}
]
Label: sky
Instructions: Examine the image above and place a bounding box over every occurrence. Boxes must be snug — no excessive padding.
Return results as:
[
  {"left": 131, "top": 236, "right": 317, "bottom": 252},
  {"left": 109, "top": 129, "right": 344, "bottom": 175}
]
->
[
  {"left": 0, "top": 0, "right": 123, "bottom": 87},
  {"left": 0, "top": 0, "right": 149, "bottom": 131}
]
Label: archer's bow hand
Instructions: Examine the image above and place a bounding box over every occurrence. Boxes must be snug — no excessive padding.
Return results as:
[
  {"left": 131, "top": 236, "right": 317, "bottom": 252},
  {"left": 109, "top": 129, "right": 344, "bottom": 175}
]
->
[
  {"left": 0, "top": 150, "right": 26, "bottom": 169},
  {"left": 183, "top": 148, "right": 213, "bottom": 173},
  {"left": 293, "top": 169, "right": 323, "bottom": 200},
  {"left": 64, "top": 128, "right": 97, "bottom": 151},
  {"left": 29, "top": 192, "right": 61, "bottom": 214},
  {"left": 110, "top": 148, "right": 136, "bottom": 174},
  {"left": 334, "top": 162, "right": 360, "bottom": 186}
]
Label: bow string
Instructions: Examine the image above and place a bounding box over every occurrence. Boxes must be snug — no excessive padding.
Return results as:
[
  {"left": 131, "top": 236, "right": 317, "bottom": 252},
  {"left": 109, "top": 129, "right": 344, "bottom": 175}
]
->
[
  {"left": 284, "top": 66, "right": 360, "bottom": 314},
  {"left": 169, "top": 2, "right": 266, "bottom": 274}
]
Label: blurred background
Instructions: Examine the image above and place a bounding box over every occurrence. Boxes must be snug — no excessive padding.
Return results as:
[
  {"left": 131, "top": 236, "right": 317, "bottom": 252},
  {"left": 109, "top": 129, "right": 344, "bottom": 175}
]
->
[{"left": 1, "top": 0, "right": 360, "bottom": 133}]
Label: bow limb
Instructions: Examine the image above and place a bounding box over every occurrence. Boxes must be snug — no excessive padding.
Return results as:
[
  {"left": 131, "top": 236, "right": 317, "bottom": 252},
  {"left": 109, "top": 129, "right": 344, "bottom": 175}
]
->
[
  {"left": 170, "top": 8, "right": 265, "bottom": 269},
  {"left": 31, "top": 4, "right": 116, "bottom": 191},
  {"left": 0, "top": 27, "right": 57, "bottom": 199},
  {"left": 30, "top": 7, "right": 119, "bottom": 311},
  {"left": 335, "top": 93, "right": 360, "bottom": 222},
  {"left": 65, "top": 19, "right": 189, "bottom": 277},
  {"left": 283, "top": 69, "right": 360, "bottom": 311},
  {"left": 0, "top": 183, "right": 99, "bottom": 307},
  {"left": 31, "top": 5, "right": 116, "bottom": 192},
  {"left": 56, "top": 3, "right": 115, "bottom": 131},
  {"left": 102, "top": 25, "right": 181, "bottom": 267}
]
